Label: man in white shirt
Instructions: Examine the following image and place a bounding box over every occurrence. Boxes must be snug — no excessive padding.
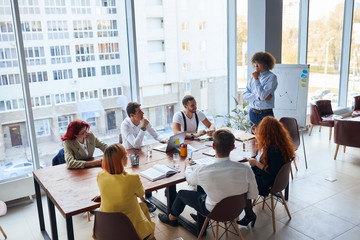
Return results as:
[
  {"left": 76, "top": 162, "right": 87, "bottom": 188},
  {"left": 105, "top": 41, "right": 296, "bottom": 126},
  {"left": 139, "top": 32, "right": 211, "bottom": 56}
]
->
[
  {"left": 121, "top": 102, "right": 167, "bottom": 149},
  {"left": 172, "top": 95, "right": 216, "bottom": 139},
  {"left": 158, "top": 129, "right": 258, "bottom": 228}
]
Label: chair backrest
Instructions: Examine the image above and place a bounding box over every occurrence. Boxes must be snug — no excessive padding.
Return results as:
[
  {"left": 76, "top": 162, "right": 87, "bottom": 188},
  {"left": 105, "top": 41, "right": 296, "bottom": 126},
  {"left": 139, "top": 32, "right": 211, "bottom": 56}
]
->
[
  {"left": 93, "top": 211, "right": 141, "bottom": 240},
  {"left": 310, "top": 103, "right": 322, "bottom": 125},
  {"left": 280, "top": 117, "right": 300, "bottom": 151},
  {"left": 51, "top": 148, "right": 65, "bottom": 166},
  {"left": 315, "top": 100, "right": 333, "bottom": 116},
  {"left": 119, "top": 133, "right": 123, "bottom": 144},
  {"left": 270, "top": 162, "right": 291, "bottom": 194},
  {"left": 0, "top": 201, "right": 7, "bottom": 217},
  {"left": 334, "top": 119, "right": 360, "bottom": 148},
  {"left": 354, "top": 95, "right": 360, "bottom": 111},
  {"left": 207, "top": 193, "right": 247, "bottom": 222}
]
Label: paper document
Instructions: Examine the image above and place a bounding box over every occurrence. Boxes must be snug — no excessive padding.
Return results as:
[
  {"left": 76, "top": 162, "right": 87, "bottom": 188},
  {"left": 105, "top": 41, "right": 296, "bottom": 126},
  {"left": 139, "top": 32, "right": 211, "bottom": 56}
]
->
[
  {"left": 234, "top": 132, "right": 255, "bottom": 141},
  {"left": 193, "top": 157, "right": 215, "bottom": 165}
]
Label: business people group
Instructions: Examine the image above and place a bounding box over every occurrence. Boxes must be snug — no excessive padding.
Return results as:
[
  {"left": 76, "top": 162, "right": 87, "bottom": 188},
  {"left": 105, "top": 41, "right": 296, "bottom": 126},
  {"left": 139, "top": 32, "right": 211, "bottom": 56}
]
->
[{"left": 60, "top": 51, "right": 287, "bottom": 240}]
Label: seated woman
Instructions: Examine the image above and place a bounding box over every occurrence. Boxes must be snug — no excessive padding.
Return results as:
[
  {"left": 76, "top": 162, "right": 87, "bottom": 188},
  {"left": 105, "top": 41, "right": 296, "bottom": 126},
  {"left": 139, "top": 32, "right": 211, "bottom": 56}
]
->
[
  {"left": 94, "top": 143, "right": 155, "bottom": 240},
  {"left": 237, "top": 116, "right": 295, "bottom": 226},
  {"left": 62, "top": 120, "right": 108, "bottom": 169}
]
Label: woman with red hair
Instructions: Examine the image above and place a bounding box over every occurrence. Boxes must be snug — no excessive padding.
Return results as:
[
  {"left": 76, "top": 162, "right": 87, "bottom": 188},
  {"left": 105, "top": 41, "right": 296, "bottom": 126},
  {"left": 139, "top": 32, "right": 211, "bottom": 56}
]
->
[
  {"left": 62, "top": 120, "right": 108, "bottom": 169},
  {"left": 237, "top": 116, "right": 295, "bottom": 227},
  {"left": 93, "top": 143, "right": 155, "bottom": 240}
]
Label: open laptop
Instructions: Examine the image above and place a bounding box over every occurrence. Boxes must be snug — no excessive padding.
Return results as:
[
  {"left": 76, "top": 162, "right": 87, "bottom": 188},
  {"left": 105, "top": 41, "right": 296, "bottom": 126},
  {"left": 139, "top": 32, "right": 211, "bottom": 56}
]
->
[{"left": 153, "top": 132, "right": 186, "bottom": 153}]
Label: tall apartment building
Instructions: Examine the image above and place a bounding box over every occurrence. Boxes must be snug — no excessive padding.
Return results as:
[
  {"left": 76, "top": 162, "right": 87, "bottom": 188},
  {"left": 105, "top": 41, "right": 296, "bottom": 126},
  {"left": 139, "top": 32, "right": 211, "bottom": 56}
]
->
[{"left": 0, "top": 0, "right": 227, "bottom": 173}]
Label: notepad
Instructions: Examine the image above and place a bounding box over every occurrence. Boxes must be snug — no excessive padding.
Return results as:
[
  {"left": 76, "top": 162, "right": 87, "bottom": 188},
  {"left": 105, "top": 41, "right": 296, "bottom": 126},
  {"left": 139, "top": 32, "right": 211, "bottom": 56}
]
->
[
  {"left": 140, "top": 164, "right": 180, "bottom": 181},
  {"left": 234, "top": 132, "right": 255, "bottom": 141},
  {"left": 202, "top": 148, "right": 215, "bottom": 157}
]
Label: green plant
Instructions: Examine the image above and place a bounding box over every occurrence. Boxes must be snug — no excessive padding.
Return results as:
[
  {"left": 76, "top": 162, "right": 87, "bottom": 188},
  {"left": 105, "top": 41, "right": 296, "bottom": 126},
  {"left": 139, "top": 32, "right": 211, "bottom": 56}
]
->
[{"left": 216, "top": 97, "right": 251, "bottom": 131}]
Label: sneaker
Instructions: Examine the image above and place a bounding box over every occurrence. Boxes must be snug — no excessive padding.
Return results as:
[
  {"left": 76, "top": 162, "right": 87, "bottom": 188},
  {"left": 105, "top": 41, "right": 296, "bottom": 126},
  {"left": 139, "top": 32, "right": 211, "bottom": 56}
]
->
[
  {"left": 158, "top": 213, "right": 179, "bottom": 227},
  {"left": 144, "top": 200, "right": 156, "bottom": 213}
]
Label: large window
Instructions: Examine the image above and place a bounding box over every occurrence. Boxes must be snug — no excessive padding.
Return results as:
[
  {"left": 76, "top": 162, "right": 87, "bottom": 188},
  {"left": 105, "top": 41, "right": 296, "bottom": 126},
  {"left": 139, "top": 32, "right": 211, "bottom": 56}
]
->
[
  {"left": 0, "top": 1, "right": 131, "bottom": 185},
  {"left": 282, "top": 0, "right": 299, "bottom": 64},
  {"left": 348, "top": 1, "right": 360, "bottom": 106},
  {"left": 307, "top": 0, "right": 345, "bottom": 107},
  {"left": 236, "top": 0, "right": 248, "bottom": 100},
  {"left": 134, "top": 0, "right": 228, "bottom": 134}
]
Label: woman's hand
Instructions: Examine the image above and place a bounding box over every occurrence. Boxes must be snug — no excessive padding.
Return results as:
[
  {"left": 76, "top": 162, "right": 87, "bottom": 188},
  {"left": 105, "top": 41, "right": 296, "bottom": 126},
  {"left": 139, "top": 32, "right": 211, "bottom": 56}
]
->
[
  {"left": 248, "top": 158, "right": 257, "bottom": 167},
  {"left": 91, "top": 195, "right": 101, "bottom": 202}
]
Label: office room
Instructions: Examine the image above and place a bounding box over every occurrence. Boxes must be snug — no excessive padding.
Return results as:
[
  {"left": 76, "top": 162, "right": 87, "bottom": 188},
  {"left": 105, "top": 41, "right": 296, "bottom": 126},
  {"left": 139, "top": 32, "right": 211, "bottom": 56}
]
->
[{"left": 1, "top": 0, "right": 360, "bottom": 239}]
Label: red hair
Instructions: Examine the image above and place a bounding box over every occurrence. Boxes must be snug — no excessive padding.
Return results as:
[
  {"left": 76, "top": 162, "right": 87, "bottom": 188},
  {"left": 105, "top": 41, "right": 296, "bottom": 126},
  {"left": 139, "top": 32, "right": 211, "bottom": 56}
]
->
[
  {"left": 102, "top": 143, "right": 127, "bottom": 174},
  {"left": 61, "top": 120, "right": 90, "bottom": 141},
  {"left": 256, "top": 116, "right": 295, "bottom": 171}
]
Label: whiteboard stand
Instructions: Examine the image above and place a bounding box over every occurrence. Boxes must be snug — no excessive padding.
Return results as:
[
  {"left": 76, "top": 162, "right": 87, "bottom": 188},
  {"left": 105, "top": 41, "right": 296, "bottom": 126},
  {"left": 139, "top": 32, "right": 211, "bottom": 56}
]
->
[{"left": 299, "top": 126, "right": 308, "bottom": 169}]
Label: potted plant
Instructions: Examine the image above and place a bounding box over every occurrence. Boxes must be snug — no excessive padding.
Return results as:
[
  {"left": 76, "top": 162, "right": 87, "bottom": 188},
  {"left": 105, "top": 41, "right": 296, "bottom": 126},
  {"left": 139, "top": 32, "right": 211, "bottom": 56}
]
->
[{"left": 216, "top": 97, "right": 251, "bottom": 131}]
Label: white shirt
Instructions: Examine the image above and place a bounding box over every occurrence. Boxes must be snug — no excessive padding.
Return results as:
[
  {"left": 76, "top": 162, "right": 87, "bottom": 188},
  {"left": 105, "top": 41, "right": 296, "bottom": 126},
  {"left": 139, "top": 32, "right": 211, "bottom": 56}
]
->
[
  {"left": 185, "top": 157, "right": 258, "bottom": 211},
  {"left": 76, "top": 138, "right": 89, "bottom": 156},
  {"left": 173, "top": 110, "right": 206, "bottom": 133},
  {"left": 120, "top": 117, "right": 167, "bottom": 149}
]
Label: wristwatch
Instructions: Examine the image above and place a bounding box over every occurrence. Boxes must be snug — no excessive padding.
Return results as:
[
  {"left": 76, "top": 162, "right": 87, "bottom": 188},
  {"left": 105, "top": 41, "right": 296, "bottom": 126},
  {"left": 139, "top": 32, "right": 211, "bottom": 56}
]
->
[
  {"left": 141, "top": 126, "right": 146, "bottom": 131},
  {"left": 190, "top": 133, "right": 194, "bottom": 139}
]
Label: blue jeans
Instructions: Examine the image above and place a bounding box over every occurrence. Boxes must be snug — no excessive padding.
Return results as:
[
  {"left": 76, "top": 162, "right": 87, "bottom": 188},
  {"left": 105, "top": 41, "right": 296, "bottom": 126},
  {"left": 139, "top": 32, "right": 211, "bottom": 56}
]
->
[
  {"left": 249, "top": 109, "right": 274, "bottom": 126},
  {"left": 170, "top": 189, "right": 210, "bottom": 217}
]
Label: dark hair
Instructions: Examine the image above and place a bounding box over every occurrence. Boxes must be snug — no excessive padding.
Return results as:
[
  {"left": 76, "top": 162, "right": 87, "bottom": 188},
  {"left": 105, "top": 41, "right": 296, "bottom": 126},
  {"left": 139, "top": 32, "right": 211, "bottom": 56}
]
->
[
  {"left": 213, "top": 129, "right": 235, "bottom": 157},
  {"left": 182, "top": 95, "right": 195, "bottom": 106},
  {"left": 251, "top": 52, "right": 276, "bottom": 70},
  {"left": 126, "top": 102, "right": 141, "bottom": 117},
  {"left": 256, "top": 116, "right": 295, "bottom": 171},
  {"left": 61, "top": 120, "right": 90, "bottom": 141},
  {"left": 102, "top": 143, "right": 127, "bottom": 174}
]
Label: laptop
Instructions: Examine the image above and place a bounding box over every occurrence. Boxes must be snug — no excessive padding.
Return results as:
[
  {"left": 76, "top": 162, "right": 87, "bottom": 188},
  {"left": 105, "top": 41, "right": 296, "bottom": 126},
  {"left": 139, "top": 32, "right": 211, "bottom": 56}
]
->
[{"left": 153, "top": 132, "right": 186, "bottom": 153}]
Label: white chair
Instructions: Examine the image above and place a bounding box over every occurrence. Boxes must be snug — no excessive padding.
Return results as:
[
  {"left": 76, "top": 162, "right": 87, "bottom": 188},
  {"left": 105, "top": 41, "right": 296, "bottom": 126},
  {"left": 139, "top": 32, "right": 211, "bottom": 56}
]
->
[{"left": 0, "top": 200, "right": 7, "bottom": 239}]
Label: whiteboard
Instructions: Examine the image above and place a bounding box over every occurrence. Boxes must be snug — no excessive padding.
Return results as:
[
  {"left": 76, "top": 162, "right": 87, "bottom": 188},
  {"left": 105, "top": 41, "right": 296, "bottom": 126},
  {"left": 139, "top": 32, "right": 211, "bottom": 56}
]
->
[{"left": 272, "top": 64, "right": 310, "bottom": 128}]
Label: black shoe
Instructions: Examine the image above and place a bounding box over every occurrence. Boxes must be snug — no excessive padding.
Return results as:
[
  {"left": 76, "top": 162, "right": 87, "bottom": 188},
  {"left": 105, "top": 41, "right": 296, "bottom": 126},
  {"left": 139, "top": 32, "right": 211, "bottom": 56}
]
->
[
  {"left": 190, "top": 213, "right": 197, "bottom": 222},
  {"left": 237, "top": 214, "right": 256, "bottom": 227},
  {"left": 144, "top": 200, "right": 156, "bottom": 213},
  {"left": 158, "top": 213, "right": 179, "bottom": 227}
]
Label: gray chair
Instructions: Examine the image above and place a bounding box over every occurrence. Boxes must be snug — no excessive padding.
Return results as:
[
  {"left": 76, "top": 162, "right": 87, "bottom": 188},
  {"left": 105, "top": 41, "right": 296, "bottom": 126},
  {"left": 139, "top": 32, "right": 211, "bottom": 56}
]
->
[
  {"left": 197, "top": 193, "right": 246, "bottom": 240},
  {"left": 253, "top": 162, "right": 292, "bottom": 232}
]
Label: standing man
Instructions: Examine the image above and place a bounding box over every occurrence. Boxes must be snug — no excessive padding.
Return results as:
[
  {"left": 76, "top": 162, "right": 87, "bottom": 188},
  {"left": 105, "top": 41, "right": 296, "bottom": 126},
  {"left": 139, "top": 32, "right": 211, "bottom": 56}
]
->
[
  {"left": 158, "top": 129, "right": 258, "bottom": 227},
  {"left": 243, "top": 51, "right": 278, "bottom": 126},
  {"left": 121, "top": 102, "right": 167, "bottom": 149},
  {"left": 172, "top": 95, "right": 215, "bottom": 139}
]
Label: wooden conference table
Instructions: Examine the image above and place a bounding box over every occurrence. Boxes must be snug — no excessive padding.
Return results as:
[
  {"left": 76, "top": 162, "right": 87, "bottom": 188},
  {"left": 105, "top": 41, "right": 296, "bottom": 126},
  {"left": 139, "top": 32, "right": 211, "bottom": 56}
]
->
[{"left": 33, "top": 137, "right": 258, "bottom": 240}]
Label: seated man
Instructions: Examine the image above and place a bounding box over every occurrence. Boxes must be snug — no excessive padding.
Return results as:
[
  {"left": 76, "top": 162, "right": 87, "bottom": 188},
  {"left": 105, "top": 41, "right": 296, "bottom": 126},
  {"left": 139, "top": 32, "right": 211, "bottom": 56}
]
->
[
  {"left": 158, "top": 129, "right": 258, "bottom": 227},
  {"left": 172, "top": 95, "right": 216, "bottom": 139},
  {"left": 121, "top": 102, "right": 167, "bottom": 149}
]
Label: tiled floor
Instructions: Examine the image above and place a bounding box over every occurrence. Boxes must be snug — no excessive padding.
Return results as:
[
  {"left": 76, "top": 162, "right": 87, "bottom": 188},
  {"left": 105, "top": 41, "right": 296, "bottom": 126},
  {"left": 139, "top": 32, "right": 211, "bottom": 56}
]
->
[{"left": 1, "top": 126, "right": 360, "bottom": 240}]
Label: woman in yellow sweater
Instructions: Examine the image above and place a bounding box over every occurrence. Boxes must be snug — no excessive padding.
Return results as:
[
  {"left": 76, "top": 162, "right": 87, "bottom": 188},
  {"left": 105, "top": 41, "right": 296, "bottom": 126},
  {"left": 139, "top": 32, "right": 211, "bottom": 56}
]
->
[{"left": 95, "top": 143, "right": 155, "bottom": 240}]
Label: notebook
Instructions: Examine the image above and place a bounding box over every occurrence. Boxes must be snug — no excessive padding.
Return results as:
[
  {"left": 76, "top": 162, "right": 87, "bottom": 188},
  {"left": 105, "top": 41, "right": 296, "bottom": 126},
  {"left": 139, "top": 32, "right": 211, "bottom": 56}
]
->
[
  {"left": 140, "top": 164, "right": 180, "bottom": 181},
  {"left": 153, "top": 132, "right": 186, "bottom": 152},
  {"left": 234, "top": 132, "right": 255, "bottom": 141}
]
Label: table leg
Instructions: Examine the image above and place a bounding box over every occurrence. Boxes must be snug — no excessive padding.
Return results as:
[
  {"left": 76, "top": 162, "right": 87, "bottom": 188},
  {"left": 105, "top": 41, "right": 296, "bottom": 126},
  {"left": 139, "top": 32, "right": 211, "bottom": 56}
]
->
[
  {"left": 34, "top": 178, "right": 51, "bottom": 240},
  {"left": 47, "top": 196, "right": 58, "bottom": 240},
  {"left": 66, "top": 217, "right": 74, "bottom": 240}
]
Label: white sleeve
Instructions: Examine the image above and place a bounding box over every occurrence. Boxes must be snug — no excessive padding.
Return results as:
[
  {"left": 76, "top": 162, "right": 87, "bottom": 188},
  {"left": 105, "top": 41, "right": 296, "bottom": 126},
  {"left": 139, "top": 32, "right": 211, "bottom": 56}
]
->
[
  {"left": 121, "top": 121, "right": 145, "bottom": 149},
  {"left": 173, "top": 111, "right": 183, "bottom": 125},
  {"left": 185, "top": 165, "right": 202, "bottom": 185},
  {"left": 246, "top": 167, "right": 259, "bottom": 199},
  {"left": 196, "top": 110, "right": 206, "bottom": 122}
]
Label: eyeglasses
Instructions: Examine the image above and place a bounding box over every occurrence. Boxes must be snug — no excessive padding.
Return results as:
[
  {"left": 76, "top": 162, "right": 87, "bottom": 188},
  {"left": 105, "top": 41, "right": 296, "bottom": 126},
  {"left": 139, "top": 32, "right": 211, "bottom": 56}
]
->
[{"left": 79, "top": 128, "right": 88, "bottom": 136}]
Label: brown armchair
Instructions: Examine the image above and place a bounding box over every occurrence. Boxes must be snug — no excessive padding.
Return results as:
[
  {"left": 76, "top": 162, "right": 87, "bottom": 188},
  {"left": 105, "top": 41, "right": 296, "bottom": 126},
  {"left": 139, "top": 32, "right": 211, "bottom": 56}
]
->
[
  {"left": 333, "top": 118, "right": 360, "bottom": 159},
  {"left": 352, "top": 95, "right": 360, "bottom": 118},
  {"left": 309, "top": 100, "right": 335, "bottom": 140}
]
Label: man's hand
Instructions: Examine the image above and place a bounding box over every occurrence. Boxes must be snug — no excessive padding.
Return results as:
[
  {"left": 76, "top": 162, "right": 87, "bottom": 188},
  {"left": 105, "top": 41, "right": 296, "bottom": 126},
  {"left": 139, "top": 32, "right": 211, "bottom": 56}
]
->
[
  {"left": 141, "top": 118, "right": 149, "bottom": 128},
  {"left": 252, "top": 71, "right": 260, "bottom": 80},
  {"left": 206, "top": 129, "right": 214, "bottom": 136},
  {"left": 185, "top": 158, "right": 192, "bottom": 168},
  {"left": 195, "top": 130, "right": 206, "bottom": 137},
  {"left": 265, "top": 94, "right": 272, "bottom": 101}
]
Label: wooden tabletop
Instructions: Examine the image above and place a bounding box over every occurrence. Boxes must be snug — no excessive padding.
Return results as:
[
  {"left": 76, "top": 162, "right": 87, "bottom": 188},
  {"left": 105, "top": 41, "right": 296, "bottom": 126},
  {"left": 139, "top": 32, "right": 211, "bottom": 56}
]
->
[{"left": 33, "top": 137, "right": 257, "bottom": 218}]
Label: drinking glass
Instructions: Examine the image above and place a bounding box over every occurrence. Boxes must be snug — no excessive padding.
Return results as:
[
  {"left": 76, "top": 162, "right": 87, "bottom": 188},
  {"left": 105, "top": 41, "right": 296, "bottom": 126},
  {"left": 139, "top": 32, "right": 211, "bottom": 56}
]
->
[
  {"left": 147, "top": 146, "right": 152, "bottom": 158},
  {"left": 173, "top": 153, "right": 180, "bottom": 169}
]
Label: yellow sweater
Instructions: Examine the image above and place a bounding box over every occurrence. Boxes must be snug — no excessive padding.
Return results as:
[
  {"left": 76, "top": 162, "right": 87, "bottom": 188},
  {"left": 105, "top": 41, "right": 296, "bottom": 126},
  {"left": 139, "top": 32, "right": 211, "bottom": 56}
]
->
[{"left": 96, "top": 170, "right": 155, "bottom": 239}]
